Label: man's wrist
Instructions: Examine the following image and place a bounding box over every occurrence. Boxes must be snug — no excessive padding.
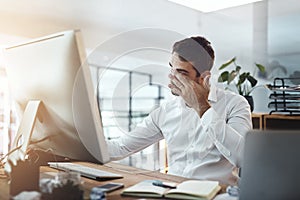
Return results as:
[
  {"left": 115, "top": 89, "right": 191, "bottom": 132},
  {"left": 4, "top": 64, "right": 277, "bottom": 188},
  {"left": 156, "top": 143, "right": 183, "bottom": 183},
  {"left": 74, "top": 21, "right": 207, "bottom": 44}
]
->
[{"left": 197, "top": 102, "right": 211, "bottom": 117}]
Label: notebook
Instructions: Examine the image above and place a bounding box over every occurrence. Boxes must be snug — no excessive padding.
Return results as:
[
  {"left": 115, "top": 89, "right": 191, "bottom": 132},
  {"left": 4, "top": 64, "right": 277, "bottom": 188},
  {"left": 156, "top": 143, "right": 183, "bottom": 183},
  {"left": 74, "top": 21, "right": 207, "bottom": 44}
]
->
[
  {"left": 239, "top": 130, "right": 300, "bottom": 200},
  {"left": 121, "top": 179, "right": 221, "bottom": 200}
]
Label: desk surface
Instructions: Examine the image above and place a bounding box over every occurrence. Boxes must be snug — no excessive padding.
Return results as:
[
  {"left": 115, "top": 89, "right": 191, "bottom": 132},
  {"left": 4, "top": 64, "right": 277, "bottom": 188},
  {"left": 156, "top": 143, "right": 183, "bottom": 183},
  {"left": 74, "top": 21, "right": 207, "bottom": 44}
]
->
[{"left": 1, "top": 161, "right": 221, "bottom": 200}]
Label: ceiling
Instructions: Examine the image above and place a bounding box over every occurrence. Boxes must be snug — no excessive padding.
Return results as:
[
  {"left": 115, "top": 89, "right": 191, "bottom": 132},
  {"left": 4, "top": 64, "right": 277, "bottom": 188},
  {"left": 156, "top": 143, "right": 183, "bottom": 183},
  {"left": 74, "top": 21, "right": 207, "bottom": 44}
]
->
[{"left": 0, "top": 0, "right": 299, "bottom": 77}]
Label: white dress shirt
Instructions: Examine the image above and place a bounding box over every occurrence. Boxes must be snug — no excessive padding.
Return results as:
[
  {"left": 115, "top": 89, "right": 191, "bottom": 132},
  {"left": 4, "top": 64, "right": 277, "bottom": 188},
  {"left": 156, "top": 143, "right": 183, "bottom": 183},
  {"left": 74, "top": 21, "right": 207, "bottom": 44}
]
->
[{"left": 107, "top": 84, "right": 252, "bottom": 185}]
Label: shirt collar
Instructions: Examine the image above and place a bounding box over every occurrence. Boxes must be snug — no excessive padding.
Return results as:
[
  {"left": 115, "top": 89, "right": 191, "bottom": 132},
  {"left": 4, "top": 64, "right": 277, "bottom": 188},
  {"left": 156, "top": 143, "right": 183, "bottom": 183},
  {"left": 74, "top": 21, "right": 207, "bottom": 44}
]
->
[{"left": 208, "top": 83, "right": 218, "bottom": 103}]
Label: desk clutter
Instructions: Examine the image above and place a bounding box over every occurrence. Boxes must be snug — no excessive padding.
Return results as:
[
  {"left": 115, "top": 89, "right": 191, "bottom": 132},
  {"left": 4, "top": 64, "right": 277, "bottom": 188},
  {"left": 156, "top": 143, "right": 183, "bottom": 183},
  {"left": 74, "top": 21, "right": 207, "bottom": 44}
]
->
[
  {"left": 40, "top": 171, "right": 84, "bottom": 200},
  {"left": 121, "top": 179, "right": 221, "bottom": 200},
  {"left": 1, "top": 159, "right": 203, "bottom": 200},
  {"left": 11, "top": 174, "right": 220, "bottom": 200},
  {"left": 13, "top": 175, "right": 85, "bottom": 200}
]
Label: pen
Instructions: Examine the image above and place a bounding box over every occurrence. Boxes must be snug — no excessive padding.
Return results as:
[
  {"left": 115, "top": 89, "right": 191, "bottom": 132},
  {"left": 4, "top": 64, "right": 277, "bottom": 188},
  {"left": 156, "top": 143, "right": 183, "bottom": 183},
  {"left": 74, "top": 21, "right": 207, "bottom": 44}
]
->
[
  {"left": 226, "top": 185, "right": 239, "bottom": 197},
  {"left": 152, "top": 180, "right": 177, "bottom": 189}
]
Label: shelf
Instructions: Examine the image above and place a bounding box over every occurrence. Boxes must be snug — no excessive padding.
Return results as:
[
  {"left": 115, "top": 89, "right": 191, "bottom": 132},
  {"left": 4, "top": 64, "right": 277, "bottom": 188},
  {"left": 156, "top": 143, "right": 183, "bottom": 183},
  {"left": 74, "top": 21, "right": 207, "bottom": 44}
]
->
[
  {"left": 269, "top": 93, "right": 300, "bottom": 100},
  {"left": 266, "top": 85, "right": 300, "bottom": 92},
  {"left": 268, "top": 77, "right": 300, "bottom": 115},
  {"left": 268, "top": 101, "right": 300, "bottom": 109}
]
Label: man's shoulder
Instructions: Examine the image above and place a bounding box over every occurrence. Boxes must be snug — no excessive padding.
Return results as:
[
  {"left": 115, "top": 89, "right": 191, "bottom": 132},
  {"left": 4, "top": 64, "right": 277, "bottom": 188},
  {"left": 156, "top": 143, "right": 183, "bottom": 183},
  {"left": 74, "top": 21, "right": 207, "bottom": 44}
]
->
[
  {"left": 163, "top": 96, "right": 182, "bottom": 108},
  {"left": 216, "top": 87, "right": 248, "bottom": 103},
  {"left": 216, "top": 86, "right": 240, "bottom": 96},
  {"left": 146, "top": 97, "right": 180, "bottom": 123},
  {"left": 148, "top": 97, "right": 181, "bottom": 115}
]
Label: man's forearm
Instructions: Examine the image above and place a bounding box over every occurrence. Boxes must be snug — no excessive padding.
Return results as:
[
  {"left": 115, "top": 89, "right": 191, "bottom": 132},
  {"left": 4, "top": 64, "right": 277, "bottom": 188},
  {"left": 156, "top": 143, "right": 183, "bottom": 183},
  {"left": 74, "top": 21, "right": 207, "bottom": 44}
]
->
[
  {"left": 201, "top": 107, "right": 252, "bottom": 167},
  {"left": 196, "top": 100, "right": 211, "bottom": 118}
]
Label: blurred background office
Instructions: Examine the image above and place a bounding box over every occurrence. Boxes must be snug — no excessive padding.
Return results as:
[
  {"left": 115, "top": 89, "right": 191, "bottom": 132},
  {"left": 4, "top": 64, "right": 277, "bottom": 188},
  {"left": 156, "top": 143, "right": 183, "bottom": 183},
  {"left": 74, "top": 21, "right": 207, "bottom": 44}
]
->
[{"left": 0, "top": 0, "right": 299, "bottom": 172}]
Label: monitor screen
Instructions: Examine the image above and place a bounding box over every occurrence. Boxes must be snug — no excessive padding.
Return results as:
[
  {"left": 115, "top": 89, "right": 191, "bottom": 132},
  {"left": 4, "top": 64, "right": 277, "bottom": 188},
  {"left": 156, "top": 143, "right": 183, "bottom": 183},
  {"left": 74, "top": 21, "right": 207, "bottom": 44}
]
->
[{"left": 3, "top": 30, "right": 110, "bottom": 165}]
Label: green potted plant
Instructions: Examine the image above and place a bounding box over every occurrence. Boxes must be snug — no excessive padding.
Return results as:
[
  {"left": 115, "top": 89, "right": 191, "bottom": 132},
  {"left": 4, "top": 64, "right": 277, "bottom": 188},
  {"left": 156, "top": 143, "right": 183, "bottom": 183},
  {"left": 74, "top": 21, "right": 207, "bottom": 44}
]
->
[{"left": 217, "top": 57, "right": 266, "bottom": 112}]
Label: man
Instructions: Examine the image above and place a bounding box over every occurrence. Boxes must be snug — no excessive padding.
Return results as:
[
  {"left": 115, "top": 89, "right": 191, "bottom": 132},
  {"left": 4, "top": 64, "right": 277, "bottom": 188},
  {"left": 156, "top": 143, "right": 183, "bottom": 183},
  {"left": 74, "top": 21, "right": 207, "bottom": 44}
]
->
[{"left": 107, "top": 36, "right": 252, "bottom": 185}]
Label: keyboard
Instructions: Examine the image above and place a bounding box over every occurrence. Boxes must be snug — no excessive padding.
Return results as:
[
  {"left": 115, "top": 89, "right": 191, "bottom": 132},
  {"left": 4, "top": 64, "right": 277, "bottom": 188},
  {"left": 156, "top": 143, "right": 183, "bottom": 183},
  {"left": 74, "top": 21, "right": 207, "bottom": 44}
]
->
[{"left": 48, "top": 162, "right": 123, "bottom": 180}]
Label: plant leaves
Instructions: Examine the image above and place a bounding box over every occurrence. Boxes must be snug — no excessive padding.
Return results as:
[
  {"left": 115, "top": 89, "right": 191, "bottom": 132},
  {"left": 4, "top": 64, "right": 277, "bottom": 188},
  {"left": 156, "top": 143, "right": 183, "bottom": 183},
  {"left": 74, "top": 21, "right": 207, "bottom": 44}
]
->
[
  {"left": 228, "top": 71, "right": 237, "bottom": 84},
  {"left": 237, "top": 72, "right": 247, "bottom": 85},
  {"left": 255, "top": 63, "right": 266, "bottom": 73},
  {"left": 247, "top": 75, "right": 258, "bottom": 87},
  {"left": 218, "top": 57, "right": 236, "bottom": 70},
  {"left": 218, "top": 71, "right": 229, "bottom": 82}
]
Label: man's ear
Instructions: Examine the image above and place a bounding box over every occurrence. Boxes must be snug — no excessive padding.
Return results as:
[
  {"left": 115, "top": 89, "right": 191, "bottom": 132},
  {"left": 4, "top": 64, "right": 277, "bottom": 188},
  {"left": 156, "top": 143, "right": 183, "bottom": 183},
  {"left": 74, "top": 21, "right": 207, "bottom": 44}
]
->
[{"left": 197, "top": 71, "right": 211, "bottom": 85}]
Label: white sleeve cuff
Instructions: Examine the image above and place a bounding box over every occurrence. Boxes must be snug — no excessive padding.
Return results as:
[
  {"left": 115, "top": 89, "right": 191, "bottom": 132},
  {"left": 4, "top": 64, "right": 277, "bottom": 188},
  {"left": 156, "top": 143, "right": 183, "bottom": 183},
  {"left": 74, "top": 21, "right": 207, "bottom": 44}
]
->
[{"left": 201, "top": 107, "right": 217, "bottom": 128}]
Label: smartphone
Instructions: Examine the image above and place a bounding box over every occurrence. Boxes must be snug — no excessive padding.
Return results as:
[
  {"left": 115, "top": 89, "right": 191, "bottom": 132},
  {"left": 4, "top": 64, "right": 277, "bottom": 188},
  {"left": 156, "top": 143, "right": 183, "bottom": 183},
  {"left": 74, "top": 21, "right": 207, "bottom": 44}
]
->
[{"left": 94, "top": 182, "right": 124, "bottom": 192}]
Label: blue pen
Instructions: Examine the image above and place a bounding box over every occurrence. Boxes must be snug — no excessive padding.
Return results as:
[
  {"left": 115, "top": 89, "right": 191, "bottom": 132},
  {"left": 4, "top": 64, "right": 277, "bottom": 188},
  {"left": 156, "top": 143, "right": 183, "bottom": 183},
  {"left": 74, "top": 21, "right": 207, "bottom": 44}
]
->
[{"left": 152, "top": 180, "right": 177, "bottom": 189}]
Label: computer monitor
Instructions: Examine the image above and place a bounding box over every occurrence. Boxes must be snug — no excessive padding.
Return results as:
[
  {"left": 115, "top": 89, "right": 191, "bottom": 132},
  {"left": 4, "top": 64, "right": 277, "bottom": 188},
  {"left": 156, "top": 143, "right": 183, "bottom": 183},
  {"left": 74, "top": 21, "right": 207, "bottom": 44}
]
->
[
  {"left": 239, "top": 130, "right": 300, "bottom": 200},
  {"left": 2, "top": 30, "right": 110, "bottom": 166}
]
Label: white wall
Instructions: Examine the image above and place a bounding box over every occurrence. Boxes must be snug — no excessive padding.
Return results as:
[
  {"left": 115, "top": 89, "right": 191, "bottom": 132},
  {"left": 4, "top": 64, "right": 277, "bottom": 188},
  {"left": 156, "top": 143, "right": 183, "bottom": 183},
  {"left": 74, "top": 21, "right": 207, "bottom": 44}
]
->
[
  {"left": 1, "top": 0, "right": 300, "bottom": 114},
  {"left": 0, "top": 0, "right": 200, "bottom": 49}
]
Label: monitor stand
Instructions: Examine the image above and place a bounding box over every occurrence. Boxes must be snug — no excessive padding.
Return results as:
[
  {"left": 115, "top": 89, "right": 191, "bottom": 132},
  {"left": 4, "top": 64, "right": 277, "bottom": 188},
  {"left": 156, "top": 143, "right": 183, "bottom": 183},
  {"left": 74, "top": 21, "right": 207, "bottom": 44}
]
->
[
  {"left": 5, "top": 100, "right": 42, "bottom": 195},
  {"left": 5, "top": 100, "right": 68, "bottom": 196},
  {"left": 10, "top": 100, "right": 42, "bottom": 162}
]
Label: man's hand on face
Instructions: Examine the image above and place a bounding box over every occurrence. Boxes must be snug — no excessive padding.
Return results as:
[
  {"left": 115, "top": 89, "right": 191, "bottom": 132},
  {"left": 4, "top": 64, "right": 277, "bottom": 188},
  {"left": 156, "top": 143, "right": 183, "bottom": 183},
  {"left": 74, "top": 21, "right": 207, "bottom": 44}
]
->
[{"left": 168, "top": 70, "right": 211, "bottom": 117}]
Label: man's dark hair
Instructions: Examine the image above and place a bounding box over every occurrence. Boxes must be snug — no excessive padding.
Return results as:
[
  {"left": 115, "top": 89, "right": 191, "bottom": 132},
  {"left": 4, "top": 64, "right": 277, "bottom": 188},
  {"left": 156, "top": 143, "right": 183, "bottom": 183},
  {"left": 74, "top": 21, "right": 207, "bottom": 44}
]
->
[{"left": 172, "top": 36, "right": 215, "bottom": 76}]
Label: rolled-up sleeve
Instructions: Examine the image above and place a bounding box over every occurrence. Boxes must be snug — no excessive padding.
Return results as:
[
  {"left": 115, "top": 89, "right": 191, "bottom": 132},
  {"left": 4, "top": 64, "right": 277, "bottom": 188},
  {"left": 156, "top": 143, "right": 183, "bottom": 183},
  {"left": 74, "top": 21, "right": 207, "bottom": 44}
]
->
[
  {"left": 201, "top": 95, "right": 252, "bottom": 167},
  {"left": 106, "top": 106, "right": 164, "bottom": 160}
]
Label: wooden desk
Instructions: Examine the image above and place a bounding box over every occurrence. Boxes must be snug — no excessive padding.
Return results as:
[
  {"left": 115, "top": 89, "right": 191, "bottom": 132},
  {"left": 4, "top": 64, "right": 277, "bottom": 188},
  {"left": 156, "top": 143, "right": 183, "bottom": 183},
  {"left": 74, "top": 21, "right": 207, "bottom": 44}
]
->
[
  {"left": 263, "top": 114, "right": 300, "bottom": 130},
  {"left": 252, "top": 113, "right": 300, "bottom": 130},
  {"left": 0, "top": 162, "right": 203, "bottom": 200},
  {"left": 252, "top": 113, "right": 264, "bottom": 130}
]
